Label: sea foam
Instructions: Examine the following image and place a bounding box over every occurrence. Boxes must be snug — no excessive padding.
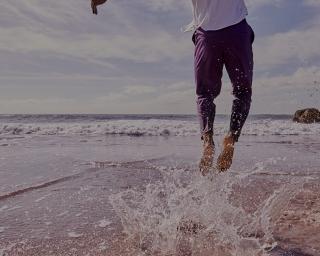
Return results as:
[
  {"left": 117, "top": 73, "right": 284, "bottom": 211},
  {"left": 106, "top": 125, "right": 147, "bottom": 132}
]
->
[{"left": 0, "top": 119, "right": 319, "bottom": 137}]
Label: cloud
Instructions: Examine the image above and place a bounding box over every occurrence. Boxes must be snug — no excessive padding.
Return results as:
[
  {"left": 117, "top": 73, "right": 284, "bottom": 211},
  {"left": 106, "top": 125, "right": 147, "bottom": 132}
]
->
[
  {"left": 0, "top": 0, "right": 193, "bottom": 65},
  {"left": 134, "top": 0, "right": 190, "bottom": 11},
  {"left": 255, "top": 66, "right": 320, "bottom": 89},
  {"left": 0, "top": 27, "right": 191, "bottom": 63},
  {"left": 303, "top": 0, "right": 320, "bottom": 7},
  {"left": 246, "top": 0, "right": 284, "bottom": 9},
  {"left": 250, "top": 66, "right": 320, "bottom": 113},
  {"left": 254, "top": 26, "right": 320, "bottom": 70},
  {"left": 124, "top": 85, "right": 156, "bottom": 95},
  {"left": 1, "top": 66, "right": 318, "bottom": 114},
  {"left": 0, "top": 97, "right": 79, "bottom": 114},
  {"left": 0, "top": 0, "right": 319, "bottom": 114}
]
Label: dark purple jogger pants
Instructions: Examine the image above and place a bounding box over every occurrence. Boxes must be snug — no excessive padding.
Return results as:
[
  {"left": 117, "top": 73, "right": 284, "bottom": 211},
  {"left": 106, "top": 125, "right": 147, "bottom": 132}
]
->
[{"left": 193, "top": 19, "right": 255, "bottom": 142}]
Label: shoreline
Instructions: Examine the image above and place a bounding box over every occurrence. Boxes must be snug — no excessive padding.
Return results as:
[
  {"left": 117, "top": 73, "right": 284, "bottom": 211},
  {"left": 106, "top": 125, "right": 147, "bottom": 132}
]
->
[{"left": 0, "top": 134, "right": 319, "bottom": 255}]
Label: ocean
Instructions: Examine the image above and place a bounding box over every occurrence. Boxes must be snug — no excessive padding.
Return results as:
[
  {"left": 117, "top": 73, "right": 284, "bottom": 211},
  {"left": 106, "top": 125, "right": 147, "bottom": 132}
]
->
[
  {"left": 0, "top": 114, "right": 319, "bottom": 255},
  {"left": 0, "top": 114, "right": 318, "bottom": 137}
]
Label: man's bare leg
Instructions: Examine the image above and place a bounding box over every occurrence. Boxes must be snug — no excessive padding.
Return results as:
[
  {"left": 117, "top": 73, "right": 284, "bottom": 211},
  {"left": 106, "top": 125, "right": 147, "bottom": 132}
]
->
[
  {"left": 217, "top": 133, "right": 236, "bottom": 172},
  {"left": 199, "top": 132, "right": 215, "bottom": 176}
]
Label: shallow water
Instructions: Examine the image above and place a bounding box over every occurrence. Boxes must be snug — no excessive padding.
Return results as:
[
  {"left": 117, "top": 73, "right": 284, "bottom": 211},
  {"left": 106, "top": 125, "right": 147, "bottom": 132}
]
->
[{"left": 0, "top": 134, "right": 319, "bottom": 255}]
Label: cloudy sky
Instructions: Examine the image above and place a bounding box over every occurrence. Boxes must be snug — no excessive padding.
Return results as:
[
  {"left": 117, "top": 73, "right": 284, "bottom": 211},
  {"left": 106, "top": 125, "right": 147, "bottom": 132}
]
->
[{"left": 0, "top": 0, "right": 319, "bottom": 114}]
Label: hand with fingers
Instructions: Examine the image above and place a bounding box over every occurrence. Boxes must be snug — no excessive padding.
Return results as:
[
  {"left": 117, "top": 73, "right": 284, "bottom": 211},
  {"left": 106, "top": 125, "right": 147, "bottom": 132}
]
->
[{"left": 91, "top": 0, "right": 108, "bottom": 15}]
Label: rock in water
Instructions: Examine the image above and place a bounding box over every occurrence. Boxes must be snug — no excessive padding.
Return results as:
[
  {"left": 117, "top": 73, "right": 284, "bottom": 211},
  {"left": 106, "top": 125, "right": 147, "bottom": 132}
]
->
[{"left": 293, "top": 108, "right": 320, "bottom": 123}]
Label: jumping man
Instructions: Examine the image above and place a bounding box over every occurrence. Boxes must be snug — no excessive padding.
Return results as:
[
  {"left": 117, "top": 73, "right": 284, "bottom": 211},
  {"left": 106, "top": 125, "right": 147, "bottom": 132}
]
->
[{"left": 90, "top": 0, "right": 255, "bottom": 175}]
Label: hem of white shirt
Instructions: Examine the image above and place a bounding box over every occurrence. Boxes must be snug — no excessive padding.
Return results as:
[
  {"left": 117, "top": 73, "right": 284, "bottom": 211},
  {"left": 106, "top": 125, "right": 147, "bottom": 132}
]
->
[{"left": 182, "top": 14, "right": 247, "bottom": 33}]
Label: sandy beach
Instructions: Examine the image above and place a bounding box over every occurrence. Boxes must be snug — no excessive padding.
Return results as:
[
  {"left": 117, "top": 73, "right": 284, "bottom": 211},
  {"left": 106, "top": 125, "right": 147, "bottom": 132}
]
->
[{"left": 0, "top": 115, "right": 319, "bottom": 256}]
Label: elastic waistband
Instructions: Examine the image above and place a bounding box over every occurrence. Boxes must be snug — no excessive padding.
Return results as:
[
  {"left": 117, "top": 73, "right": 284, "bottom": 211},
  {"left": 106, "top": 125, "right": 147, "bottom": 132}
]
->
[{"left": 197, "top": 19, "right": 247, "bottom": 33}]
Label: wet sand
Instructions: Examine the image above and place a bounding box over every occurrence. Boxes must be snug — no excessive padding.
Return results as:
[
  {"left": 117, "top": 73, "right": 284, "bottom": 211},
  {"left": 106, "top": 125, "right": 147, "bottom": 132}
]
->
[{"left": 0, "top": 134, "right": 319, "bottom": 255}]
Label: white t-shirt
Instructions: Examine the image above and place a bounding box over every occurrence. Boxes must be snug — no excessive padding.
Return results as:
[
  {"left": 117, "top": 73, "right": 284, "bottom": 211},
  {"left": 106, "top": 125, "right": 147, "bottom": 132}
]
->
[{"left": 184, "top": 0, "right": 248, "bottom": 32}]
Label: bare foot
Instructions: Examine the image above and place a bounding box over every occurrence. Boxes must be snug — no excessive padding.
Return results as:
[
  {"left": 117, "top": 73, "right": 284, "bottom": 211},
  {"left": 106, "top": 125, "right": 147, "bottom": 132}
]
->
[
  {"left": 217, "top": 134, "right": 235, "bottom": 172},
  {"left": 199, "top": 133, "right": 215, "bottom": 176}
]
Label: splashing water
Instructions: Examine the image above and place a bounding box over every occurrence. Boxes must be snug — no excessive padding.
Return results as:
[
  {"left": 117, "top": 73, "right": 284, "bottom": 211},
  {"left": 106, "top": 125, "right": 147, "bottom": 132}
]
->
[{"left": 109, "top": 159, "right": 305, "bottom": 256}]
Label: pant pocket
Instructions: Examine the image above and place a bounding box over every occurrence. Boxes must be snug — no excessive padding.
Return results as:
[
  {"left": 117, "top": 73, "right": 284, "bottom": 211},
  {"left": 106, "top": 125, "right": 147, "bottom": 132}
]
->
[{"left": 248, "top": 24, "right": 255, "bottom": 44}]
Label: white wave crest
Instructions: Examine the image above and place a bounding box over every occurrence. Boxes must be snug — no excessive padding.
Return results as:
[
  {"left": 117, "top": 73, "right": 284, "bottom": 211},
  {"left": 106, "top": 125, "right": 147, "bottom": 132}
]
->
[{"left": 0, "top": 119, "right": 319, "bottom": 137}]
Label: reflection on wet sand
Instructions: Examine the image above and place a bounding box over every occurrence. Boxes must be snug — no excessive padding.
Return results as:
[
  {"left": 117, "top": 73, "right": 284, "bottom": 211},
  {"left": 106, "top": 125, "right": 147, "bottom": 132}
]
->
[{"left": 0, "top": 135, "right": 319, "bottom": 256}]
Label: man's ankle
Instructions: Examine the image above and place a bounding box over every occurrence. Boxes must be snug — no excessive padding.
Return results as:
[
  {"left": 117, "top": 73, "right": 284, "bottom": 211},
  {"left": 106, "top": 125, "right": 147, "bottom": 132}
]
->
[
  {"left": 224, "top": 132, "right": 236, "bottom": 146},
  {"left": 202, "top": 131, "right": 213, "bottom": 139},
  {"left": 202, "top": 132, "right": 214, "bottom": 147}
]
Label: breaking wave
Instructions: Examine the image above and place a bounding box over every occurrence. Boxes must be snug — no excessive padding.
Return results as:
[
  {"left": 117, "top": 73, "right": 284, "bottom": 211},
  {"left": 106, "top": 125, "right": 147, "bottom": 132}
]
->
[{"left": 0, "top": 119, "right": 319, "bottom": 137}]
